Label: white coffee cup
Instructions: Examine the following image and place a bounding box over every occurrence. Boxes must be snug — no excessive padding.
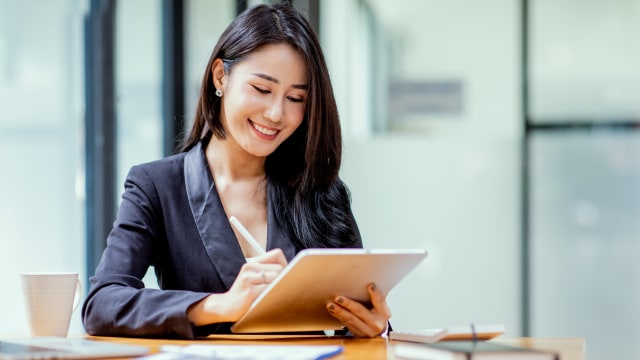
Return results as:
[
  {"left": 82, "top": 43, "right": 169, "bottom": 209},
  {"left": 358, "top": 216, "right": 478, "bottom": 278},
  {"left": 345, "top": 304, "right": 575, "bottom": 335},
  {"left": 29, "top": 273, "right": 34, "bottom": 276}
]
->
[{"left": 20, "top": 272, "right": 82, "bottom": 337}]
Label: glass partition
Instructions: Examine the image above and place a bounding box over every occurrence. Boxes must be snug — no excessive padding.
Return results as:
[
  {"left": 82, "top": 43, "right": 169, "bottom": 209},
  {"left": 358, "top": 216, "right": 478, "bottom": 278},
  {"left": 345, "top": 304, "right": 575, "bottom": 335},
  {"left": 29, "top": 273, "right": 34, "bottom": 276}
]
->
[
  {"left": 530, "top": 0, "right": 640, "bottom": 122},
  {"left": 530, "top": 131, "right": 640, "bottom": 359},
  {"left": 529, "top": 1, "right": 640, "bottom": 358},
  {"left": 324, "top": 0, "right": 523, "bottom": 334},
  {"left": 183, "top": 0, "right": 235, "bottom": 129}
]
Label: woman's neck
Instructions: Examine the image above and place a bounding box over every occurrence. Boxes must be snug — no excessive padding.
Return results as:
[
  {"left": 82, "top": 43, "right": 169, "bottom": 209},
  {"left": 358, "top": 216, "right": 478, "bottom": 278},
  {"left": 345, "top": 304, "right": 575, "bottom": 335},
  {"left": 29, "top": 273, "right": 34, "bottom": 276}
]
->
[{"left": 205, "top": 137, "right": 266, "bottom": 182}]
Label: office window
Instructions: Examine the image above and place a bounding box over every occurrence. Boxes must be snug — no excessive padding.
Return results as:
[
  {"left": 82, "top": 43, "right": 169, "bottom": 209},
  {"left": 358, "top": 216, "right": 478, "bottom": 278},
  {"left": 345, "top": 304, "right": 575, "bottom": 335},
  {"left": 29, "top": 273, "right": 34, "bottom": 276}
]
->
[
  {"left": 530, "top": 0, "right": 640, "bottom": 122},
  {"left": 184, "top": 0, "right": 235, "bottom": 128},
  {"left": 116, "top": 0, "right": 163, "bottom": 179},
  {"left": 530, "top": 132, "right": 640, "bottom": 359},
  {"left": 0, "top": 0, "right": 87, "bottom": 334},
  {"left": 323, "top": 0, "right": 521, "bottom": 139},
  {"left": 529, "top": 1, "right": 640, "bottom": 359}
]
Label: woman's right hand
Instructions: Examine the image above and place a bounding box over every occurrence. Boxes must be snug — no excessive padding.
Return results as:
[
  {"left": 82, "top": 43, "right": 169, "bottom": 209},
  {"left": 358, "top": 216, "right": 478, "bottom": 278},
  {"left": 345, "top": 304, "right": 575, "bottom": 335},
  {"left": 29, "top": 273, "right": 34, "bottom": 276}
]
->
[
  {"left": 187, "top": 248, "right": 288, "bottom": 326},
  {"left": 223, "top": 248, "right": 288, "bottom": 320}
]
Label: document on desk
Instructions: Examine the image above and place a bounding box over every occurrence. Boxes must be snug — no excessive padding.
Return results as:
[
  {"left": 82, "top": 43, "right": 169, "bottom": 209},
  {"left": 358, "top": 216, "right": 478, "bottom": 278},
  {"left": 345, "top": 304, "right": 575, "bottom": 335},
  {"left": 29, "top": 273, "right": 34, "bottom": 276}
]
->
[{"left": 139, "top": 344, "right": 344, "bottom": 360}]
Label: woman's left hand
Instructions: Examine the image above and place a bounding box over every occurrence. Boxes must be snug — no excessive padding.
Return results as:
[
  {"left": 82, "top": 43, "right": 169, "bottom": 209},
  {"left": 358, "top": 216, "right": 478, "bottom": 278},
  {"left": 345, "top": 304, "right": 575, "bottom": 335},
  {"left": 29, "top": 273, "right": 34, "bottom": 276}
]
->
[{"left": 326, "top": 283, "right": 391, "bottom": 338}]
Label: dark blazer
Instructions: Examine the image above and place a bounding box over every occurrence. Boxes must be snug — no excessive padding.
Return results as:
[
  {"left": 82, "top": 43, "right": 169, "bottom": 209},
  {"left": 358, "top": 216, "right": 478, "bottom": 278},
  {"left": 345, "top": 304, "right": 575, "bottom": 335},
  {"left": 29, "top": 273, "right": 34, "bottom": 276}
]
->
[{"left": 81, "top": 140, "right": 362, "bottom": 339}]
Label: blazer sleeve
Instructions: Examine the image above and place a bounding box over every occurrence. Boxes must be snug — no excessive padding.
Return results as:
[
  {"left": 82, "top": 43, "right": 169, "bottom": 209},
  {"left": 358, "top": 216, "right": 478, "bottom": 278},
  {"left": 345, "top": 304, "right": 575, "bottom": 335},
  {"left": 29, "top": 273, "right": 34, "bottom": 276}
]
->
[{"left": 81, "top": 165, "right": 211, "bottom": 339}]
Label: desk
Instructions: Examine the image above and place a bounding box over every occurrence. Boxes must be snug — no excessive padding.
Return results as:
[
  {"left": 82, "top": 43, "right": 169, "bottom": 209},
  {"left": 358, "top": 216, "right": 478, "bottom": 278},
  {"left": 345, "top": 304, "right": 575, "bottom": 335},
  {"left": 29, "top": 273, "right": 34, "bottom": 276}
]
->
[{"left": 88, "top": 335, "right": 585, "bottom": 360}]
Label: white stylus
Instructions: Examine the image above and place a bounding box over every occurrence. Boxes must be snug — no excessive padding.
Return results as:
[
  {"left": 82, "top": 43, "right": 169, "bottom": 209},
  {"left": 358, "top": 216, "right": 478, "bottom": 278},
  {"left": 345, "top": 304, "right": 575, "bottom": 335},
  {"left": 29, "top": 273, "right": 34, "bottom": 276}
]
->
[{"left": 229, "top": 216, "right": 266, "bottom": 255}]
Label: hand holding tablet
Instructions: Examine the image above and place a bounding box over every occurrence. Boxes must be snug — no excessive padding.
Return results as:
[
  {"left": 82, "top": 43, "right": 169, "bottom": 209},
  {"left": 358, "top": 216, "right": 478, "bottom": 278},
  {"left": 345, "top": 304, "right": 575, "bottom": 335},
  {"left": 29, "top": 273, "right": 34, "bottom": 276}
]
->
[
  {"left": 227, "top": 216, "right": 427, "bottom": 334},
  {"left": 231, "top": 248, "right": 428, "bottom": 333}
]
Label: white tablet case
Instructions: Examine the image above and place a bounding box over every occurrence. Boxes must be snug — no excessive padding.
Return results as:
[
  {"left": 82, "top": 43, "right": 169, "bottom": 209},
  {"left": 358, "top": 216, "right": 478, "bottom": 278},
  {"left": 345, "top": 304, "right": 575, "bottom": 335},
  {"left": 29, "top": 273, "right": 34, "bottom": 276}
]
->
[{"left": 231, "top": 248, "right": 428, "bottom": 333}]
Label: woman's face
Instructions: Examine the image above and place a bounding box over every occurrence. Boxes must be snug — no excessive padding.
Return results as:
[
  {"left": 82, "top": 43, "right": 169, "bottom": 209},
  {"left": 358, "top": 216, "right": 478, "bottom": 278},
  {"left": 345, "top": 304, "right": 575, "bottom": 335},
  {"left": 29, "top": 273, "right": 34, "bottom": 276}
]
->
[{"left": 215, "top": 43, "right": 308, "bottom": 158}]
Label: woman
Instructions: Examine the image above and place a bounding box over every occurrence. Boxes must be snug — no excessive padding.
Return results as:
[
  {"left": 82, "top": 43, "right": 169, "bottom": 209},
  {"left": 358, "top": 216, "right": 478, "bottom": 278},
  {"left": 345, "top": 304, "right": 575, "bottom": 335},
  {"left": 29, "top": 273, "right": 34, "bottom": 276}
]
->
[{"left": 82, "top": 2, "right": 390, "bottom": 339}]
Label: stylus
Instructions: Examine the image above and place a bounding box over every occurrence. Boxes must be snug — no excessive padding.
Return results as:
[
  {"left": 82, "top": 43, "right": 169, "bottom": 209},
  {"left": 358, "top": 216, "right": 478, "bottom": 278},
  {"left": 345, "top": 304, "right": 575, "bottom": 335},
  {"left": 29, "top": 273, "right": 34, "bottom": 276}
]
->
[{"left": 229, "top": 216, "right": 266, "bottom": 255}]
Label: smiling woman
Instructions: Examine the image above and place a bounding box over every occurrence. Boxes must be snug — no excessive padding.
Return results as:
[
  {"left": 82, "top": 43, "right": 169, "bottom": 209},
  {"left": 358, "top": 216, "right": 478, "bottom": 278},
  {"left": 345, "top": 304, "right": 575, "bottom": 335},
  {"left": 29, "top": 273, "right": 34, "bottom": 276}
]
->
[
  {"left": 81, "top": 2, "right": 390, "bottom": 339},
  {"left": 211, "top": 43, "right": 308, "bottom": 158}
]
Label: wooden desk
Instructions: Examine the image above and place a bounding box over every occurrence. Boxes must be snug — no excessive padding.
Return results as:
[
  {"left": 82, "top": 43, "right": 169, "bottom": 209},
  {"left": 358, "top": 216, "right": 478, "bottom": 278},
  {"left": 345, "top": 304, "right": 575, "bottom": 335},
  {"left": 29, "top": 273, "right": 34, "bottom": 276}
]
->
[{"left": 88, "top": 335, "right": 585, "bottom": 360}]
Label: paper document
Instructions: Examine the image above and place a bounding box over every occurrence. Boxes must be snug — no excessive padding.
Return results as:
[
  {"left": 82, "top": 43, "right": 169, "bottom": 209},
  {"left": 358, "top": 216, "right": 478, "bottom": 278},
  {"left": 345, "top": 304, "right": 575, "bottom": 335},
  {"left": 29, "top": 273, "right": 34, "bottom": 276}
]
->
[{"left": 145, "top": 344, "right": 344, "bottom": 360}]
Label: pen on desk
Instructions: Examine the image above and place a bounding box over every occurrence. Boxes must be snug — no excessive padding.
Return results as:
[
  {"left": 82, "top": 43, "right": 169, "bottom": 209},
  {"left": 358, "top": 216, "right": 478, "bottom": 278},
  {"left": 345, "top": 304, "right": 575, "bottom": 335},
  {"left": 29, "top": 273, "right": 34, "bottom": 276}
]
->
[{"left": 229, "top": 216, "right": 266, "bottom": 255}]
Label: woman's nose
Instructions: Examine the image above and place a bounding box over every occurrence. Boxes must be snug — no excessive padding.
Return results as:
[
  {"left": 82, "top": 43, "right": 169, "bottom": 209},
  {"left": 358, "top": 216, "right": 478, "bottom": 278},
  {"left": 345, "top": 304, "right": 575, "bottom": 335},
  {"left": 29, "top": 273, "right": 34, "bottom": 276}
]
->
[{"left": 263, "top": 98, "right": 283, "bottom": 123}]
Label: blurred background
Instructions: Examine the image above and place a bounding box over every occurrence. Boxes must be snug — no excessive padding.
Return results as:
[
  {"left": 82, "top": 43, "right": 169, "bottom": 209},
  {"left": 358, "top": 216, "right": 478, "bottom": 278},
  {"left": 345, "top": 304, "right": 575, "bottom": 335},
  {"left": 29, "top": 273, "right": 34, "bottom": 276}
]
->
[{"left": 1, "top": 0, "right": 639, "bottom": 359}]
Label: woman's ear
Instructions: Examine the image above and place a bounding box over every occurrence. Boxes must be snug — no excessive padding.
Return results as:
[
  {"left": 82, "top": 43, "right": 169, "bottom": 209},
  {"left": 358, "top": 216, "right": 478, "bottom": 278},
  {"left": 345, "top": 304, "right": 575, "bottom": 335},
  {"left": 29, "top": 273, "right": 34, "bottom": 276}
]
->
[{"left": 211, "top": 58, "right": 225, "bottom": 92}]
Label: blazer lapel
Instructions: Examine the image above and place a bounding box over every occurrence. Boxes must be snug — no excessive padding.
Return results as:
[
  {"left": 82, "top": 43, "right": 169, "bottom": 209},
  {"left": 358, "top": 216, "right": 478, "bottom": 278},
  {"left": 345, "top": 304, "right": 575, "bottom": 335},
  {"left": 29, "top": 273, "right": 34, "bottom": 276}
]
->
[{"left": 183, "top": 141, "right": 246, "bottom": 290}]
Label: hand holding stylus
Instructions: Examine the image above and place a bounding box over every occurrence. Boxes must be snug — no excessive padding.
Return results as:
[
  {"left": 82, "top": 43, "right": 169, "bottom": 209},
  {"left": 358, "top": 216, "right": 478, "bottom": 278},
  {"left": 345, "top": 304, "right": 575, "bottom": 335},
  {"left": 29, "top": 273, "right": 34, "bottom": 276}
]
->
[
  {"left": 187, "top": 248, "right": 287, "bottom": 325},
  {"left": 229, "top": 216, "right": 266, "bottom": 258},
  {"left": 188, "top": 217, "right": 287, "bottom": 325}
]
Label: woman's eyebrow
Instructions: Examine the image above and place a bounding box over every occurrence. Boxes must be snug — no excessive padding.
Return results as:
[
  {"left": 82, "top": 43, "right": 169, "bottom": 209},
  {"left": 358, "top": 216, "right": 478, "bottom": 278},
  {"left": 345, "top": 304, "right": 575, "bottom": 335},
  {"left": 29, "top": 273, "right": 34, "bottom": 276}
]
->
[{"left": 251, "top": 72, "right": 308, "bottom": 90}]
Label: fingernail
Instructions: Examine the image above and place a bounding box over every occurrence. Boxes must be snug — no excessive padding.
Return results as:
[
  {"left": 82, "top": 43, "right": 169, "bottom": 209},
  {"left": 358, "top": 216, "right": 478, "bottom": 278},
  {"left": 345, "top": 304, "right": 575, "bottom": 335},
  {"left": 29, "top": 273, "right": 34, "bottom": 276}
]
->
[
  {"left": 327, "top": 303, "right": 335, "bottom": 311},
  {"left": 370, "top": 284, "right": 376, "bottom": 291},
  {"left": 336, "top": 296, "right": 344, "bottom": 304}
]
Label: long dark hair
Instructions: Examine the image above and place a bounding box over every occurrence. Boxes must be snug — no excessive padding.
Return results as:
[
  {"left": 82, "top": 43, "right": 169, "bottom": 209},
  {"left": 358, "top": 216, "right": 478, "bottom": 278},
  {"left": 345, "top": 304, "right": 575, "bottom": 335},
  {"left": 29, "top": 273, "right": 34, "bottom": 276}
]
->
[{"left": 182, "top": 3, "right": 359, "bottom": 250}]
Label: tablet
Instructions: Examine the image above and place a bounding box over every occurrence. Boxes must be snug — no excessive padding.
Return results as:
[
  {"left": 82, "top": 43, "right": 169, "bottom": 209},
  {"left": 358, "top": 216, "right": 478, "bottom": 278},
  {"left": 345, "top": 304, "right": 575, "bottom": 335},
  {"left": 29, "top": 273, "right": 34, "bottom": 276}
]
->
[{"left": 231, "top": 248, "right": 428, "bottom": 333}]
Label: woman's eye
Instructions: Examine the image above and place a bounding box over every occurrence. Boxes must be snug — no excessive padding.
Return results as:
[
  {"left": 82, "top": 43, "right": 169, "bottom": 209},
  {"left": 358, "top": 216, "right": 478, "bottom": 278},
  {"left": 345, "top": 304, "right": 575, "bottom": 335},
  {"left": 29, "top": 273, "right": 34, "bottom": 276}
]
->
[
  {"left": 251, "top": 85, "right": 270, "bottom": 94},
  {"left": 288, "top": 96, "right": 304, "bottom": 103}
]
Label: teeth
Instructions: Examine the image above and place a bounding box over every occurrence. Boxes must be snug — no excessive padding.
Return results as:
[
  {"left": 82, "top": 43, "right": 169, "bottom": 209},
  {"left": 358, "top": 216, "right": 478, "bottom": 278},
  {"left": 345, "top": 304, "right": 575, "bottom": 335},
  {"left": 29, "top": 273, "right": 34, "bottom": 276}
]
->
[{"left": 252, "top": 122, "right": 277, "bottom": 136}]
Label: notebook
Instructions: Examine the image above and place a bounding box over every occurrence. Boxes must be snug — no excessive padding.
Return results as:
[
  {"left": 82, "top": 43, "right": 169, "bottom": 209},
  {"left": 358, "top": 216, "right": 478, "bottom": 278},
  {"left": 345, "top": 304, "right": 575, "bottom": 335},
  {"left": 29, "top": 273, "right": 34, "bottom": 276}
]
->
[
  {"left": 0, "top": 337, "right": 150, "bottom": 359},
  {"left": 393, "top": 340, "right": 559, "bottom": 360},
  {"left": 231, "top": 248, "right": 428, "bottom": 333},
  {"left": 390, "top": 324, "right": 506, "bottom": 343}
]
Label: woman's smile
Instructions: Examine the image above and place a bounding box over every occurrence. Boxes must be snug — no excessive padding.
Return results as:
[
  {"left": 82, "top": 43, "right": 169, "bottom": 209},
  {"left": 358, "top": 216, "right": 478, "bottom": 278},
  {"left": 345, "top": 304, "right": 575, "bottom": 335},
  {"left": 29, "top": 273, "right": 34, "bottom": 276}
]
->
[{"left": 249, "top": 120, "right": 279, "bottom": 140}]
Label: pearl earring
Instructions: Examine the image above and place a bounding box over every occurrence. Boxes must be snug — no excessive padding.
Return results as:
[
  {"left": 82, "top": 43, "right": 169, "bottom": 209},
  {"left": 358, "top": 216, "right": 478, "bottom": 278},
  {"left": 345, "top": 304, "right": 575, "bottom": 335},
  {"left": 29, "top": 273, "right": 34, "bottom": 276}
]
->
[{"left": 215, "top": 89, "right": 223, "bottom": 97}]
